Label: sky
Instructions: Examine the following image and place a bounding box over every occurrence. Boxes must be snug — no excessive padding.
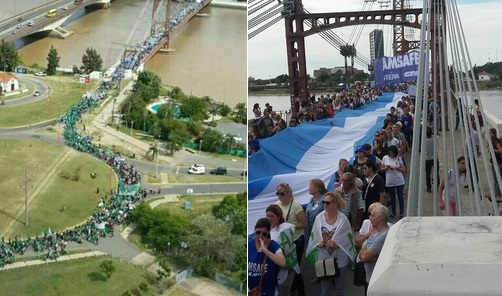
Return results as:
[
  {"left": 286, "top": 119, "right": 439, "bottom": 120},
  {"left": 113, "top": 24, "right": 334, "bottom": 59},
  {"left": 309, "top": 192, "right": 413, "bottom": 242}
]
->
[{"left": 248, "top": 0, "right": 502, "bottom": 79}]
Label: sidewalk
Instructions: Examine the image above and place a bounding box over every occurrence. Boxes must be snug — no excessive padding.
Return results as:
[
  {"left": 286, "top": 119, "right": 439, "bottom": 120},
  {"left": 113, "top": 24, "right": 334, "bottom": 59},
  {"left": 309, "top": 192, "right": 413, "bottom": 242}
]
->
[
  {"left": 88, "top": 84, "right": 246, "bottom": 169},
  {"left": 0, "top": 251, "right": 106, "bottom": 271}
]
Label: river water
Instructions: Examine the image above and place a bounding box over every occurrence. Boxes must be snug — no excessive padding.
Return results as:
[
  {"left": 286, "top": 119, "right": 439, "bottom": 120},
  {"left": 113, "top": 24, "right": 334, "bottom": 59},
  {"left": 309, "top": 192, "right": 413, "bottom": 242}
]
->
[
  {"left": 3, "top": 0, "right": 246, "bottom": 108},
  {"left": 249, "top": 90, "right": 502, "bottom": 121}
]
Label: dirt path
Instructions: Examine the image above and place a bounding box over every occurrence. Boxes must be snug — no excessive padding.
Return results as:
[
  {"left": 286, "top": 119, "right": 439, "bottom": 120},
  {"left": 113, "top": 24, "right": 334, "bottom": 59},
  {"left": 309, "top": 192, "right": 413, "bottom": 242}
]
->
[{"left": 2, "top": 149, "right": 73, "bottom": 238}]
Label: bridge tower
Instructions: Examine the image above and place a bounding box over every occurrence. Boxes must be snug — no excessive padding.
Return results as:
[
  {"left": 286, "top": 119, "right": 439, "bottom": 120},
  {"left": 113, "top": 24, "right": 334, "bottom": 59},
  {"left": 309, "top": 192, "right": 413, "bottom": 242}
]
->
[
  {"left": 152, "top": 0, "right": 172, "bottom": 49},
  {"left": 282, "top": 0, "right": 439, "bottom": 117}
]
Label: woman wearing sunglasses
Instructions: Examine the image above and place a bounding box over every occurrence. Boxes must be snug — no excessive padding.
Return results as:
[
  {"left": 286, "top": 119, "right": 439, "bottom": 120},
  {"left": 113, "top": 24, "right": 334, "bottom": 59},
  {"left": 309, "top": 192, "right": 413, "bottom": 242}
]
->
[
  {"left": 248, "top": 218, "right": 286, "bottom": 296},
  {"left": 275, "top": 183, "right": 307, "bottom": 295},
  {"left": 305, "top": 192, "right": 356, "bottom": 296}
]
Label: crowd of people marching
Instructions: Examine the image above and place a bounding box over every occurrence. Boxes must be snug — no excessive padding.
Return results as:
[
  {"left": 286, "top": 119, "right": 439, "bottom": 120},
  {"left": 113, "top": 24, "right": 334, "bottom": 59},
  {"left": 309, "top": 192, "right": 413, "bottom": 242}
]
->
[
  {"left": 0, "top": 83, "right": 150, "bottom": 268},
  {"left": 248, "top": 84, "right": 411, "bottom": 156},
  {"left": 248, "top": 81, "right": 501, "bottom": 295}
]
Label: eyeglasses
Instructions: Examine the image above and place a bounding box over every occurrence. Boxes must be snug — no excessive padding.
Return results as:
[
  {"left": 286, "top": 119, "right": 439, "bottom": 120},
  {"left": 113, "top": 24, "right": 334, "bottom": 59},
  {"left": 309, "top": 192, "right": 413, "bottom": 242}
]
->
[
  {"left": 255, "top": 230, "right": 269, "bottom": 237},
  {"left": 323, "top": 201, "right": 333, "bottom": 205},
  {"left": 276, "top": 191, "right": 286, "bottom": 196}
]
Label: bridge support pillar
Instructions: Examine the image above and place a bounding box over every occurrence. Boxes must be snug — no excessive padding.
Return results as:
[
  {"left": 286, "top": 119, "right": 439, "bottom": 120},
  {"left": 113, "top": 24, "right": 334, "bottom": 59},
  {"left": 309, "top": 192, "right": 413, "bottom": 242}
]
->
[
  {"left": 285, "top": 19, "right": 308, "bottom": 118},
  {"left": 52, "top": 27, "right": 74, "bottom": 39}
]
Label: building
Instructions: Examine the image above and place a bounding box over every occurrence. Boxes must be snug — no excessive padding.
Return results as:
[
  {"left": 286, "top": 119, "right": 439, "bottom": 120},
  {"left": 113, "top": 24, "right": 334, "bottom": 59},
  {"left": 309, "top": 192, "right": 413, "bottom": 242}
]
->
[
  {"left": 312, "top": 66, "right": 364, "bottom": 79},
  {"left": 369, "top": 29, "right": 384, "bottom": 64},
  {"left": 0, "top": 72, "right": 20, "bottom": 93},
  {"left": 478, "top": 71, "right": 493, "bottom": 81}
]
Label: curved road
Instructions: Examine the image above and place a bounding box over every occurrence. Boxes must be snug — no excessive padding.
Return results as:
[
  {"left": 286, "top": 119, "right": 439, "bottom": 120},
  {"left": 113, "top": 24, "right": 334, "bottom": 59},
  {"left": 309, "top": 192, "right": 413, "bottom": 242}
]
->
[{"left": 0, "top": 76, "right": 52, "bottom": 107}]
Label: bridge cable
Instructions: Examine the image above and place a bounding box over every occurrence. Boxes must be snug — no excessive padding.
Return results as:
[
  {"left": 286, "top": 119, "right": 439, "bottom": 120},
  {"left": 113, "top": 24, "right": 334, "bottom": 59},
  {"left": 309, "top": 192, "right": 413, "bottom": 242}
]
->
[
  {"left": 248, "top": 6, "right": 282, "bottom": 29},
  {"left": 249, "top": 16, "right": 283, "bottom": 39}
]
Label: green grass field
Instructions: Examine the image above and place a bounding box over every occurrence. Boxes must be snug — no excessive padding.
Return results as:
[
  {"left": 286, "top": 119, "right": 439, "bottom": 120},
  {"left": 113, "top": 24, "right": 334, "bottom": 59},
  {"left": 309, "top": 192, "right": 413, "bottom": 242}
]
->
[
  {"left": 0, "top": 257, "right": 151, "bottom": 296},
  {"left": 0, "top": 139, "right": 116, "bottom": 239},
  {"left": 147, "top": 172, "right": 244, "bottom": 184},
  {"left": 153, "top": 195, "right": 225, "bottom": 218},
  {"left": 0, "top": 75, "right": 97, "bottom": 127}
]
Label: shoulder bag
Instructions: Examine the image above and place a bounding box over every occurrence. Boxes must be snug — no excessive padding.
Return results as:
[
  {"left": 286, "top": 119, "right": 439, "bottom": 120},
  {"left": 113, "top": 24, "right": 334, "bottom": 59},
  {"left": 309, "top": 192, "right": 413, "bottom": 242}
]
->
[
  {"left": 249, "top": 251, "right": 267, "bottom": 296},
  {"left": 315, "top": 257, "right": 340, "bottom": 279}
]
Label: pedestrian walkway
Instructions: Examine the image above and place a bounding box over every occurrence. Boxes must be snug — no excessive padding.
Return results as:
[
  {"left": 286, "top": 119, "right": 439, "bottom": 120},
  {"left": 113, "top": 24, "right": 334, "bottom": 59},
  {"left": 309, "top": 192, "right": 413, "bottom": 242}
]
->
[{"left": 0, "top": 250, "right": 106, "bottom": 271}]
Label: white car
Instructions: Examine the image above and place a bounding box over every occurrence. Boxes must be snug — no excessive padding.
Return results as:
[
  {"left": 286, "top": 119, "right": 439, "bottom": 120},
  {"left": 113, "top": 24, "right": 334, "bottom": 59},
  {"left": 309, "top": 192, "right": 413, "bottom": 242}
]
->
[
  {"left": 188, "top": 164, "right": 205, "bottom": 174},
  {"left": 27, "top": 21, "right": 35, "bottom": 26},
  {"left": 61, "top": 6, "right": 68, "bottom": 10},
  {"left": 35, "top": 72, "right": 47, "bottom": 76},
  {"left": 33, "top": 90, "right": 41, "bottom": 96}
]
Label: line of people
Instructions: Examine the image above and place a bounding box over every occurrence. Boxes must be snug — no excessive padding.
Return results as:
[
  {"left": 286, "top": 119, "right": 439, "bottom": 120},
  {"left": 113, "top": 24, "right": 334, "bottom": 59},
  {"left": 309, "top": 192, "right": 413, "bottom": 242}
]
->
[
  {"left": 0, "top": 89, "right": 148, "bottom": 267},
  {"left": 248, "top": 179, "right": 391, "bottom": 296}
]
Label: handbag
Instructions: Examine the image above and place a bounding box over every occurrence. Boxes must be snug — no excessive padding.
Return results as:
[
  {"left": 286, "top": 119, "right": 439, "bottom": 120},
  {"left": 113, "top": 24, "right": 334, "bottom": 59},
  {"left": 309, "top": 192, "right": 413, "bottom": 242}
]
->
[
  {"left": 353, "top": 260, "right": 366, "bottom": 287},
  {"left": 249, "top": 251, "right": 267, "bottom": 296},
  {"left": 315, "top": 258, "right": 340, "bottom": 279}
]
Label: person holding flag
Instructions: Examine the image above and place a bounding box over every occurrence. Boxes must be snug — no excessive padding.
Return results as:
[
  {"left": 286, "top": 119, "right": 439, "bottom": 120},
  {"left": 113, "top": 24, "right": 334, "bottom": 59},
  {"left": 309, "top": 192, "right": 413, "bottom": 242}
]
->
[
  {"left": 305, "top": 192, "right": 358, "bottom": 296},
  {"left": 266, "top": 204, "right": 301, "bottom": 296}
]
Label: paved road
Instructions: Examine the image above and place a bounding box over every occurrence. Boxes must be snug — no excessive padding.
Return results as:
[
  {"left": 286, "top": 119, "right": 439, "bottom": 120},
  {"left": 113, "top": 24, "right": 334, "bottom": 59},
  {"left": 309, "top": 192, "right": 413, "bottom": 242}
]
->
[{"left": 0, "top": 76, "right": 52, "bottom": 108}]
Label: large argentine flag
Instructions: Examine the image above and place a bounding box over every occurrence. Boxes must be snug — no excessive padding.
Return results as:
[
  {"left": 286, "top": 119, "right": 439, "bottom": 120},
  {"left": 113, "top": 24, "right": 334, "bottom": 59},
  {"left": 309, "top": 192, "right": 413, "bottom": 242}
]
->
[{"left": 248, "top": 92, "right": 406, "bottom": 234}]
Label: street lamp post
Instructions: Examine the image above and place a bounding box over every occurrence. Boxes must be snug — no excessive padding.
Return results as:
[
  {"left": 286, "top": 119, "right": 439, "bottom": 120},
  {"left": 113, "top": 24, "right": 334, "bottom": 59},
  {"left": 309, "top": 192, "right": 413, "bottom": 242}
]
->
[
  {"left": 130, "top": 121, "right": 133, "bottom": 135},
  {"left": 22, "top": 168, "right": 31, "bottom": 226},
  {"left": 199, "top": 140, "right": 202, "bottom": 154}
]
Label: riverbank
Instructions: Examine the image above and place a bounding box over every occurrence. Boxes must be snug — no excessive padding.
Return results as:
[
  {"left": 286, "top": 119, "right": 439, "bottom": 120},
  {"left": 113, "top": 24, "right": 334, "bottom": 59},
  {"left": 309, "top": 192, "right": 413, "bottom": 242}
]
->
[{"left": 211, "top": 0, "right": 247, "bottom": 9}]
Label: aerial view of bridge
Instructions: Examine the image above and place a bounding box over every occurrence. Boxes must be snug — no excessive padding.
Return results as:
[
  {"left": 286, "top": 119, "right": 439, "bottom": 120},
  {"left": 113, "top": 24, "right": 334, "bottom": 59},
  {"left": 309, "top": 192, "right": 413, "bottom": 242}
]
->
[
  {"left": 1, "top": 0, "right": 212, "bottom": 66},
  {"left": 0, "top": 0, "right": 246, "bottom": 295}
]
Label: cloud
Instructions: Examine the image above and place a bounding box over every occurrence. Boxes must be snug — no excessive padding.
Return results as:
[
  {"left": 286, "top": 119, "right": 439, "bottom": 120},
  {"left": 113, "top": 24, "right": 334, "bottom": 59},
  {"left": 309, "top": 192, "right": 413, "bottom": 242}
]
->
[{"left": 248, "top": 1, "right": 502, "bottom": 78}]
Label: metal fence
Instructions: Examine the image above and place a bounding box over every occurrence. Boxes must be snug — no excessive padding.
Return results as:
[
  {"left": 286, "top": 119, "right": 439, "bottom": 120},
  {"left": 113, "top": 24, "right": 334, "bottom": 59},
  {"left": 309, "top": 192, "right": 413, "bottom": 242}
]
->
[
  {"left": 214, "top": 273, "right": 245, "bottom": 293},
  {"left": 175, "top": 266, "right": 193, "bottom": 283}
]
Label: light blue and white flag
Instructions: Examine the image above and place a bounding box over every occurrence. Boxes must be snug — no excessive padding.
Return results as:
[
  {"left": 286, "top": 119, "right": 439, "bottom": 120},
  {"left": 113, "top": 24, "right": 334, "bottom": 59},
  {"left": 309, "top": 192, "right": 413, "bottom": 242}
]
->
[{"left": 248, "top": 92, "right": 406, "bottom": 234}]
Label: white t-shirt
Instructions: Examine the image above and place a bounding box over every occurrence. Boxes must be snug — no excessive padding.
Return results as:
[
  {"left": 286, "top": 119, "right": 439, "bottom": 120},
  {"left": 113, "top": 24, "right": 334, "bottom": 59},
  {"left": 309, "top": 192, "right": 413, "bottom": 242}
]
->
[{"left": 382, "top": 155, "right": 405, "bottom": 187}]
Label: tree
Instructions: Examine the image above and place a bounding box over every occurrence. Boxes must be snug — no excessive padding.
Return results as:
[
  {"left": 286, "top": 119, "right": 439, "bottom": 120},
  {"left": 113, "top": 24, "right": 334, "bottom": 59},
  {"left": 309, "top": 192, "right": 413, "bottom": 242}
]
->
[
  {"left": 208, "top": 106, "right": 219, "bottom": 122},
  {"left": 72, "top": 65, "right": 80, "bottom": 74},
  {"left": 46, "top": 46, "right": 60, "bottom": 76},
  {"left": 147, "top": 142, "right": 159, "bottom": 160},
  {"left": 179, "top": 95, "right": 210, "bottom": 122},
  {"left": 198, "top": 128, "right": 225, "bottom": 153},
  {"left": 0, "top": 39, "right": 19, "bottom": 72},
  {"left": 81, "top": 47, "right": 103, "bottom": 73},
  {"left": 218, "top": 104, "right": 231, "bottom": 117},
  {"left": 213, "top": 193, "right": 247, "bottom": 236},
  {"left": 234, "top": 102, "right": 246, "bottom": 123},
  {"left": 134, "top": 70, "right": 161, "bottom": 103},
  {"left": 275, "top": 74, "right": 289, "bottom": 84},
  {"left": 100, "top": 260, "right": 116, "bottom": 280},
  {"left": 164, "top": 119, "right": 190, "bottom": 155},
  {"left": 186, "top": 215, "right": 246, "bottom": 274}
]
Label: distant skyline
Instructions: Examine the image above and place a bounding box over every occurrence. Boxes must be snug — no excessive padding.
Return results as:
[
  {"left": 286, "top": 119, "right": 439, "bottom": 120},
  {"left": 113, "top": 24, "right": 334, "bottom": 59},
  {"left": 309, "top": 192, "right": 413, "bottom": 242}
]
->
[{"left": 248, "top": 0, "right": 502, "bottom": 79}]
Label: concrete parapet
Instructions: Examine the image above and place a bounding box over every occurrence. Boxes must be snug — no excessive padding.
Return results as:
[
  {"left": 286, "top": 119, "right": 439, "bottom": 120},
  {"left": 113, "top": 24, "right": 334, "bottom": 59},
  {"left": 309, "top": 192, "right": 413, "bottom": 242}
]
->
[
  {"left": 369, "top": 217, "right": 502, "bottom": 295},
  {"left": 211, "top": 0, "right": 247, "bottom": 9}
]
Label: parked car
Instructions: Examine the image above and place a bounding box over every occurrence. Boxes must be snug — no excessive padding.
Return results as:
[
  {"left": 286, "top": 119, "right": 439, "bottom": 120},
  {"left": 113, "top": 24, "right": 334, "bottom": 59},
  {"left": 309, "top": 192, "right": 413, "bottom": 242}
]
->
[
  {"left": 188, "top": 164, "right": 205, "bottom": 175},
  {"left": 27, "top": 21, "right": 35, "bottom": 26},
  {"left": 17, "top": 23, "right": 21, "bottom": 29},
  {"left": 35, "top": 72, "right": 47, "bottom": 76},
  {"left": 33, "top": 90, "right": 41, "bottom": 96},
  {"left": 210, "top": 167, "right": 227, "bottom": 175},
  {"left": 11, "top": 30, "right": 17, "bottom": 35}
]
